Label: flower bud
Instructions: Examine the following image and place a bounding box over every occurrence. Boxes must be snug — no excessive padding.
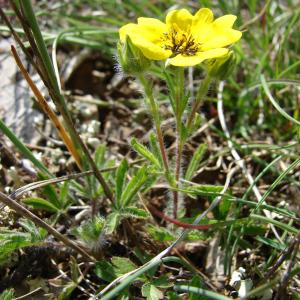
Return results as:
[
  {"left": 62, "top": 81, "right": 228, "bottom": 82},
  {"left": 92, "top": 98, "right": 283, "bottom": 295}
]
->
[
  {"left": 206, "top": 51, "right": 237, "bottom": 79},
  {"left": 117, "top": 35, "right": 151, "bottom": 75}
]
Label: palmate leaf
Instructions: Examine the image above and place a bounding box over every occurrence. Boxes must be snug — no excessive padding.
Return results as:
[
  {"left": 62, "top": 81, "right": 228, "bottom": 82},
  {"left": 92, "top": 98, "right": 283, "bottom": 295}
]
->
[{"left": 0, "top": 220, "right": 46, "bottom": 265}]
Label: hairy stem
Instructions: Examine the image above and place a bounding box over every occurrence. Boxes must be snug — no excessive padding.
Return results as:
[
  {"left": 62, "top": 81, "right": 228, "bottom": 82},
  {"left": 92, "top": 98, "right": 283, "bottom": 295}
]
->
[
  {"left": 173, "top": 67, "right": 185, "bottom": 219},
  {"left": 138, "top": 74, "right": 170, "bottom": 174}
]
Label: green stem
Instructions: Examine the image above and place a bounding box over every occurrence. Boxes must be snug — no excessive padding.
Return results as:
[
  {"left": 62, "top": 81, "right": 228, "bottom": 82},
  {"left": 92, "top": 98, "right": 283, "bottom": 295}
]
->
[
  {"left": 138, "top": 74, "right": 170, "bottom": 174},
  {"left": 173, "top": 67, "right": 185, "bottom": 219},
  {"left": 186, "top": 74, "right": 211, "bottom": 132}
]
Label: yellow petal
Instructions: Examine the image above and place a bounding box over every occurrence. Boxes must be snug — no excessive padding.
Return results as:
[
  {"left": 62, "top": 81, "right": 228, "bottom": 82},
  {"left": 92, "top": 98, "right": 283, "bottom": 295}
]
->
[
  {"left": 169, "top": 48, "right": 228, "bottom": 67},
  {"left": 137, "top": 17, "right": 167, "bottom": 43},
  {"left": 120, "top": 19, "right": 166, "bottom": 44},
  {"left": 138, "top": 17, "right": 167, "bottom": 32},
  {"left": 191, "top": 8, "right": 214, "bottom": 42},
  {"left": 201, "top": 27, "right": 242, "bottom": 50},
  {"left": 166, "top": 9, "right": 193, "bottom": 32},
  {"left": 129, "top": 34, "right": 172, "bottom": 60},
  {"left": 192, "top": 8, "right": 214, "bottom": 29},
  {"left": 119, "top": 20, "right": 171, "bottom": 60},
  {"left": 119, "top": 23, "right": 138, "bottom": 43},
  {"left": 213, "top": 15, "right": 237, "bottom": 28}
]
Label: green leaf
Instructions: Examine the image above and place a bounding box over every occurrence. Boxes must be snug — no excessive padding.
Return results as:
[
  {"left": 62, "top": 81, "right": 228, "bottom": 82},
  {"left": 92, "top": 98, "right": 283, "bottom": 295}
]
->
[
  {"left": 39, "top": 175, "right": 60, "bottom": 209},
  {"left": 106, "top": 212, "right": 121, "bottom": 234},
  {"left": 167, "top": 292, "right": 181, "bottom": 300},
  {"left": 255, "top": 236, "right": 286, "bottom": 252},
  {"left": 59, "top": 182, "right": 72, "bottom": 209},
  {"left": 18, "top": 219, "right": 47, "bottom": 241},
  {"left": 152, "top": 276, "right": 173, "bottom": 288},
  {"left": 141, "top": 173, "right": 158, "bottom": 194},
  {"left": 180, "top": 94, "right": 190, "bottom": 116},
  {"left": 242, "top": 225, "right": 266, "bottom": 236},
  {"left": 0, "top": 220, "right": 46, "bottom": 265},
  {"left": 142, "top": 283, "right": 163, "bottom": 300},
  {"left": 189, "top": 276, "right": 208, "bottom": 300},
  {"left": 183, "top": 184, "right": 224, "bottom": 198},
  {"left": 146, "top": 225, "right": 175, "bottom": 242},
  {"left": 189, "top": 113, "right": 202, "bottom": 135},
  {"left": 185, "top": 230, "right": 207, "bottom": 241},
  {"left": 131, "top": 138, "right": 160, "bottom": 168},
  {"left": 120, "top": 166, "right": 148, "bottom": 207},
  {"left": 185, "top": 144, "right": 207, "bottom": 181},
  {"left": 149, "top": 132, "right": 163, "bottom": 168},
  {"left": 95, "top": 260, "right": 116, "bottom": 282},
  {"left": 180, "top": 123, "right": 188, "bottom": 142},
  {"left": 111, "top": 257, "right": 137, "bottom": 277},
  {"left": 95, "top": 144, "right": 107, "bottom": 168},
  {"left": 75, "top": 215, "right": 105, "bottom": 245},
  {"left": 22, "top": 197, "right": 60, "bottom": 212},
  {"left": 183, "top": 184, "right": 231, "bottom": 220},
  {"left": 116, "top": 159, "right": 128, "bottom": 207},
  {"left": 211, "top": 193, "right": 231, "bottom": 220},
  {"left": 0, "top": 289, "right": 14, "bottom": 300},
  {"left": 122, "top": 207, "right": 150, "bottom": 219}
]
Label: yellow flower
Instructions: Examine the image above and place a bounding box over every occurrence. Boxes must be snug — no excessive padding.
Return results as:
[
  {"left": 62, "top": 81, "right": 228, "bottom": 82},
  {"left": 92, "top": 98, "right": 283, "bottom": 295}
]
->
[{"left": 119, "top": 8, "right": 242, "bottom": 67}]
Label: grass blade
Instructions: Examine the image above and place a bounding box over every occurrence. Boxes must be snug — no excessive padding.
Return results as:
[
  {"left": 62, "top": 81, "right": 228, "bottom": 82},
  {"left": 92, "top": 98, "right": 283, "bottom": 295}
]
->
[
  {"left": 260, "top": 74, "right": 300, "bottom": 127},
  {"left": 0, "top": 118, "right": 52, "bottom": 177}
]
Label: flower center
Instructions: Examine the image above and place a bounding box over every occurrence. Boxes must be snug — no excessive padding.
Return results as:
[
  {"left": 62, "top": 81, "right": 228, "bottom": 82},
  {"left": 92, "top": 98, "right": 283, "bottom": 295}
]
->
[{"left": 162, "top": 27, "right": 200, "bottom": 56}]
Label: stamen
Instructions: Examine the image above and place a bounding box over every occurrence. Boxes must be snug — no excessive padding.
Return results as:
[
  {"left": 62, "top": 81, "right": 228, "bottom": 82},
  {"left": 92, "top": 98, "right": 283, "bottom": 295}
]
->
[{"left": 162, "top": 28, "right": 201, "bottom": 56}]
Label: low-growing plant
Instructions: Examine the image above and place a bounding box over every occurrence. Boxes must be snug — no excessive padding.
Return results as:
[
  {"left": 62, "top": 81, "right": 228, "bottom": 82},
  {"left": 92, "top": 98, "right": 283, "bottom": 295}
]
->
[{"left": 0, "top": 1, "right": 299, "bottom": 299}]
